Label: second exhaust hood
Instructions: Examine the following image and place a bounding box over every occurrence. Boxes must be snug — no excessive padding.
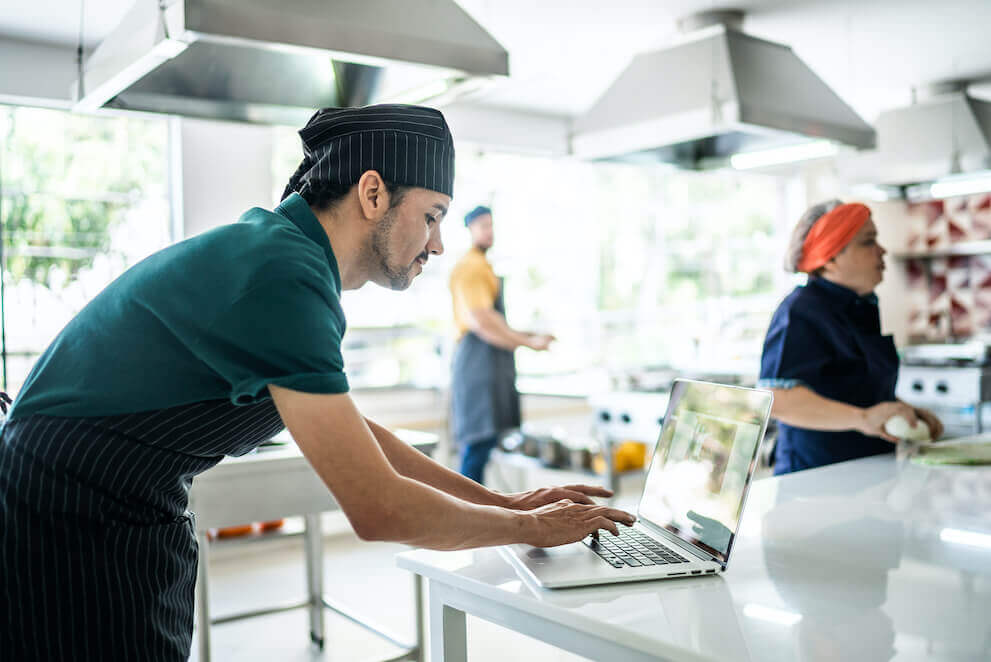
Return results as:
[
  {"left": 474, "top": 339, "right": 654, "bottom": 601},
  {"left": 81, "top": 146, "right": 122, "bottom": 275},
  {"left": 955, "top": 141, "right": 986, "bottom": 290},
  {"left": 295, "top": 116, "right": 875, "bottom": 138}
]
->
[
  {"left": 868, "top": 83, "right": 991, "bottom": 186},
  {"left": 571, "top": 12, "right": 875, "bottom": 169},
  {"left": 74, "top": 0, "right": 509, "bottom": 125}
]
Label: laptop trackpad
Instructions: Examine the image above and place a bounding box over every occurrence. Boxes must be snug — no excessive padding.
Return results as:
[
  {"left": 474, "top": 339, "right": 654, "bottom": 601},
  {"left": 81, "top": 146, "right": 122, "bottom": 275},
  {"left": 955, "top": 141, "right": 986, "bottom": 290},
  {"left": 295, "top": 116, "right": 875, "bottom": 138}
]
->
[{"left": 523, "top": 543, "right": 589, "bottom": 560}]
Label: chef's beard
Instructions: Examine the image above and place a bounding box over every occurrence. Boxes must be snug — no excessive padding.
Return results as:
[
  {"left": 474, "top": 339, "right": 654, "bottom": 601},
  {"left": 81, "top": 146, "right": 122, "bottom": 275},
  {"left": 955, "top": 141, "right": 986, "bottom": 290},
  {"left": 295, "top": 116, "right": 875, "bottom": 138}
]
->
[{"left": 370, "top": 208, "right": 426, "bottom": 291}]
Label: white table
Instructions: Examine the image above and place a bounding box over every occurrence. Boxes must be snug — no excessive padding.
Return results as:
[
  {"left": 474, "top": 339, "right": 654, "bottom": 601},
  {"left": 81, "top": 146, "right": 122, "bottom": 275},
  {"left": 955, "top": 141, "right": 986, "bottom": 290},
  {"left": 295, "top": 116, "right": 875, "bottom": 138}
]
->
[
  {"left": 190, "top": 431, "right": 435, "bottom": 662},
  {"left": 398, "top": 451, "right": 991, "bottom": 661}
]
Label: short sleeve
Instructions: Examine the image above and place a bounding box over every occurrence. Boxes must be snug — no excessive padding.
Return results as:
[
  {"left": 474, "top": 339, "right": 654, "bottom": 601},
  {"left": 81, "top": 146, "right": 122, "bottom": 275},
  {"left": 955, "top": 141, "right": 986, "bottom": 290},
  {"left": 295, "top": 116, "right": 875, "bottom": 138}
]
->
[
  {"left": 192, "top": 276, "right": 349, "bottom": 403},
  {"left": 757, "top": 309, "right": 830, "bottom": 391},
  {"left": 451, "top": 261, "right": 495, "bottom": 312}
]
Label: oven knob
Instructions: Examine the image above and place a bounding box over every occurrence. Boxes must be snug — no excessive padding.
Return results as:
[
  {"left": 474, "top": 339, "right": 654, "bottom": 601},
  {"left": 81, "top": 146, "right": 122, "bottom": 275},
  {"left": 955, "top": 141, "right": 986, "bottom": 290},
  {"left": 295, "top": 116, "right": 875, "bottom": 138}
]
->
[
  {"left": 911, "top": 381, "right": 924, "bottom": 392},
  {"left": 935, "top": 382, "right": 949, "bottom": 394},
  {"left": 620, "top": 413, "right": 632, "bottom": 424},
  {"left": 599, "top": 411, "right": 611, "bottom": 422}
]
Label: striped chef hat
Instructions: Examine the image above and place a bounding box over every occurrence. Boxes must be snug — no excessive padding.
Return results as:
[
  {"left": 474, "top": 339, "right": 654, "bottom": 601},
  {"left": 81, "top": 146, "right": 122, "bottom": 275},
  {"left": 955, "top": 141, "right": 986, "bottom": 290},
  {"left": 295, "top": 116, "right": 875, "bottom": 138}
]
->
[{"left": 292, "top": 104, "right": 456, "bottom": 199}]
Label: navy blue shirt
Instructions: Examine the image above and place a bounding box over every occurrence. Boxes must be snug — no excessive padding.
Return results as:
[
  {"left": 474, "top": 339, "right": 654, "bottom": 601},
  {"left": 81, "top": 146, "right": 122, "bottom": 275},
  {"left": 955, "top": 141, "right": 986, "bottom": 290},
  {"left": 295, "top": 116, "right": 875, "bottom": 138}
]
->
[{"left": 758, "top": 277, "right": 898, "bottom": 474}]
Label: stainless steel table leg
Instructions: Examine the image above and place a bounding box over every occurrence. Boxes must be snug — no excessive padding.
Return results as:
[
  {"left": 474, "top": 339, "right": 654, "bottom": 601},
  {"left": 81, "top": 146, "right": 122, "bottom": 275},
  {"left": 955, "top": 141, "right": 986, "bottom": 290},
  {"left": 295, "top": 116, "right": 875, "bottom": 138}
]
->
[
  {"left": 196, "top": 531, "right": 211, "bottom": 662},
  {"left": 304, "top": 513, "right": 325, "bottom": 648},
  {"left": 603, "top": 436, "right": 616, "bottom": 497}
]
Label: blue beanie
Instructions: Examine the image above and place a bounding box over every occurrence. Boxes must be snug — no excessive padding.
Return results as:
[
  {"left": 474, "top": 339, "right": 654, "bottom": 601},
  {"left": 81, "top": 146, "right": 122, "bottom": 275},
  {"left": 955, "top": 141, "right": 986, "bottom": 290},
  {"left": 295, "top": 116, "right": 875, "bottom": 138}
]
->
[{"left": 464, "top": 205, "right": 491, "bottom": 226}]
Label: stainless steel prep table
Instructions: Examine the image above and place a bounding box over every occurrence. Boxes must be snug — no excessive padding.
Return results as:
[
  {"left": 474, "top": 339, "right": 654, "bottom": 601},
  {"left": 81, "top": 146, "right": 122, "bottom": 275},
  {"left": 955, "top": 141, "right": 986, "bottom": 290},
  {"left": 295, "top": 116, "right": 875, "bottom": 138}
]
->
[{"left": 190, "top": 430, "right": 435, "bottom": 662}]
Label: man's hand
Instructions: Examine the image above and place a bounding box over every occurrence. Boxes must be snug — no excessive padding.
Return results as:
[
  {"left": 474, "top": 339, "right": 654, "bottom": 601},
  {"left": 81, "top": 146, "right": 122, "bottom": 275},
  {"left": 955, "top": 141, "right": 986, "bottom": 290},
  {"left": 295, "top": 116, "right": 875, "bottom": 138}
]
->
[
  {"left": 858, "top": 401, "right": 919, "bottom": 442},
  {"left": 522, "top": 499, "right": 636, "bottom": 548},
  {"left": 524, "top": 333, "right": 555, "bottom": 351},
  {"left": 502, "top": 484, "right": 614, "bottom": 510}
]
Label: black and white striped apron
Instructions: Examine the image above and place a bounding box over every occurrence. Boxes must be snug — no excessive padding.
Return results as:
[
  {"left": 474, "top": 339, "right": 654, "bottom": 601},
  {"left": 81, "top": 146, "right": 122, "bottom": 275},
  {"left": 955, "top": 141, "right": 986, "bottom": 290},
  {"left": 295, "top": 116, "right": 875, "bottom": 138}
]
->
[{"left": 0, "top": 398, "right": 285, "bottom": 661}]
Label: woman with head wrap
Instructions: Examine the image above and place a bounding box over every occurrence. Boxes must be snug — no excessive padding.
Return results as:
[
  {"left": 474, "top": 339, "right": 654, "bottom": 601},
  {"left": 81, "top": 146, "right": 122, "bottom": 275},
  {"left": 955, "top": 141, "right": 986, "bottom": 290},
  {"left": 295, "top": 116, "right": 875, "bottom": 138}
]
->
[
  {"left": 0, "top": 104, "right": 634, "bottom": 661},
  {"left": 758, "top": 200, "right": 944, "bottom": 475}
]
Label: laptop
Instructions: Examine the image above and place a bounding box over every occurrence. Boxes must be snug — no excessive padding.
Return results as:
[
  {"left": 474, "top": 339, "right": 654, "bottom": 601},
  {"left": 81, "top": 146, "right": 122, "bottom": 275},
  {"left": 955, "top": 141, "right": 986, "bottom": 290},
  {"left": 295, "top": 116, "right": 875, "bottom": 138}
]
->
[{"left": 503, "top": 379, "right": 773, "bottom": 588}]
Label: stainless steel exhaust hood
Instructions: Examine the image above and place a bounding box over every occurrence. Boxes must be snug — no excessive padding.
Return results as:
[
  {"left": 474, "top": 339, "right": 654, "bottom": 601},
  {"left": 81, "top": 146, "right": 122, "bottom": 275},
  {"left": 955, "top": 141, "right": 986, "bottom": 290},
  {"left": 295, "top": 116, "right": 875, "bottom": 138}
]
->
[
  {"left": 571, "top": 11, "right": 874, "bottom": 169},
  {"left": 869, "top": 82, "right": 991, "bottom": 186},
  {"left": 73, "top": 0, "right": 508, "bottom": 125}
]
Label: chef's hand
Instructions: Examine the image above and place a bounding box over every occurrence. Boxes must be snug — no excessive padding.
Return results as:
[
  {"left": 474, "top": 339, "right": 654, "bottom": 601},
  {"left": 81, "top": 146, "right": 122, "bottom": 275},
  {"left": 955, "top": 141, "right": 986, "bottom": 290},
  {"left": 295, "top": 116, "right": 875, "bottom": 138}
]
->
[
  {"left": 913, "top": 407, "right": 944, "bottom": 440},
  {"left": 524, "top": 333, "right": 555, "bottom": 351},
  {"left": 858, "top": 401, "right": 918, "bottom": 442},
  {"left": 502, "top": 484, "right": 613, "bottom": 510},
  {"left": 522, "top": 499, "right": 635, "bottom": 548}
]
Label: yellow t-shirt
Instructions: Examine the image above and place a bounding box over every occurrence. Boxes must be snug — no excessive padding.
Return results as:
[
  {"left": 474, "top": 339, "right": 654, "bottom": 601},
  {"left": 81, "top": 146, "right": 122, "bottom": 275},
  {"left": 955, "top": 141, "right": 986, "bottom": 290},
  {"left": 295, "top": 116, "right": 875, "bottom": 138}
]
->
[{"left": 449, "top": 247, "right": 499, "bottom": 339}]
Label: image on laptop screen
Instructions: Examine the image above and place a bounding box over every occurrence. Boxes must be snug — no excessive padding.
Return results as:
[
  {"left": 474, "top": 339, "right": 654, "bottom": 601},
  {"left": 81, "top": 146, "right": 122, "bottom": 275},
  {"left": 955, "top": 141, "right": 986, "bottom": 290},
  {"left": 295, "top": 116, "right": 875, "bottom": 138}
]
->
[{"left": 638, "top": 380, "right": 772, "bottom": 563}]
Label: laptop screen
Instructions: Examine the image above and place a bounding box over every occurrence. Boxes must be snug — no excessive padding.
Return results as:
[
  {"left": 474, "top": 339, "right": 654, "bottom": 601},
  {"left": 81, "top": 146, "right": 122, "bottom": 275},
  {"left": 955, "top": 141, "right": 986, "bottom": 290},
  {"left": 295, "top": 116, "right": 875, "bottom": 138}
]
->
[{"left": 637, "top": 380, "right": 773, "bottom": 564}]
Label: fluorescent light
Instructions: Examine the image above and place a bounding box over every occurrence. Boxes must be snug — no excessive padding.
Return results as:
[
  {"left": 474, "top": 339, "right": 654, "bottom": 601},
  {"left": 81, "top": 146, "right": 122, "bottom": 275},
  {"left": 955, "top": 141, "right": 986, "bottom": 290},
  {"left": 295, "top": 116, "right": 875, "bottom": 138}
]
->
[
  {"left": 382, "top": 79, "right": 454, "bottom": 105},
  {"left": 382, "top": 76, "right": 494, "bottom": 108},
  {"left": 940, "top": 528, "right": 991, "bottom": 549},
  {"left": 743, "top": 603, "right": 803, "bottom": 626},
  {"left": 730, "top": 140, "right": 839, "bottom": 170},
  {"left": 928, "top": 172, "right": 991, "bottom": 199},
  {"left": 849, "top": 183, "right": 904, "bottom": 202}
]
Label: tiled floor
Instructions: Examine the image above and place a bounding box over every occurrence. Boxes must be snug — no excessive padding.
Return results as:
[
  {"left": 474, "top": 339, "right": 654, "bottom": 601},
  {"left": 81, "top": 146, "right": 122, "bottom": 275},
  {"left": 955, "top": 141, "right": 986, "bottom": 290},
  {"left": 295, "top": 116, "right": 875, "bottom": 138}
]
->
[{"left": 191, "top": 528, "right": 593, "bottom": 661}]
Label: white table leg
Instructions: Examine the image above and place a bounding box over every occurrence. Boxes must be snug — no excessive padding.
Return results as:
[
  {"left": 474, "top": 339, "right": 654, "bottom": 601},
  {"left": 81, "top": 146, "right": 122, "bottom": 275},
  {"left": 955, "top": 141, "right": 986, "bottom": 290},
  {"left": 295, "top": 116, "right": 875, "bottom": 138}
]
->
[
  {"left": 304, "top": 513, "right": 325, "bottom": 648},
  {"left": 195, "top": 531, "right": 211, "bottom": 662},
  {"left": 414, "top": 573, "right": 426, "bottom": 662},
  {"left": 429, "top": 580, "right": 467, "bottom": 662}
]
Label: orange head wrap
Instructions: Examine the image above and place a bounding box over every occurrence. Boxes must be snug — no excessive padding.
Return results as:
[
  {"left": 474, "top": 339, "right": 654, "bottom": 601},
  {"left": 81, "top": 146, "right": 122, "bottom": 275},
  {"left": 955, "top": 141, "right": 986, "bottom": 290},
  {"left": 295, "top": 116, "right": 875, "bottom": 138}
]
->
[{"left": 797, "top": 203, "right": 871, "bottom": 273}]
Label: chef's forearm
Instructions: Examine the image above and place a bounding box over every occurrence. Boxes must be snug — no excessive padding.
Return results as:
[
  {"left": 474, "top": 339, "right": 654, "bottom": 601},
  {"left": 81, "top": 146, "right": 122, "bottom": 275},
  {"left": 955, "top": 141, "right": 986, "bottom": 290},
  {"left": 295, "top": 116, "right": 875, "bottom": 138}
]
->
[
  {"left": 469, "top": 307, "right": 530, "bottom": 350},
  {"left": 769, "top": 385, "right": 866, "bottom": 432},
  {"left": 364, "top": 417, "right": 508, "bottom": 507}
]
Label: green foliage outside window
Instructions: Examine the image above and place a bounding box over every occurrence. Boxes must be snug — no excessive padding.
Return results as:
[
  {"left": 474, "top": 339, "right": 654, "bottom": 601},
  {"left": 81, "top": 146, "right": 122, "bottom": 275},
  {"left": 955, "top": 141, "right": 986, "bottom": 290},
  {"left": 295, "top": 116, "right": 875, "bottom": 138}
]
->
[{"left": 0, "top": 106, "right": 170, "bottom": 392}]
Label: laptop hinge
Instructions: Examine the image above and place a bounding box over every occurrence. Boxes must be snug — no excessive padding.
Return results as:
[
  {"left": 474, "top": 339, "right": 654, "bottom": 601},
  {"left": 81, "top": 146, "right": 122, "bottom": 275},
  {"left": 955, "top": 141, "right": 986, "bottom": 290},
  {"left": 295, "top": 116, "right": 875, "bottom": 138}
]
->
[{"left": 639, "top": 518, "right": 723, "bottom": 567}]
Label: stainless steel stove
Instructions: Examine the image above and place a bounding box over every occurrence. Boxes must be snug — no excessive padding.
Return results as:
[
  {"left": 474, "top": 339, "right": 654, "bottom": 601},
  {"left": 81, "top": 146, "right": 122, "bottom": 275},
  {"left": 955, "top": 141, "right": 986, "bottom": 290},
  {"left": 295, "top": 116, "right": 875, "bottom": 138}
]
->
[{"left": 896, "top": 342, "right": 991, "bottom": 435}]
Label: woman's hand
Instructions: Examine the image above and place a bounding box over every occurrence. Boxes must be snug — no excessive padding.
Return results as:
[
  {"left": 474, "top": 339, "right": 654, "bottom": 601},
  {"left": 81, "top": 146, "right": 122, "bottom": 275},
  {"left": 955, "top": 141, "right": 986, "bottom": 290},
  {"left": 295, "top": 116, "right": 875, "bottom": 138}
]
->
[
  {"left": 502, "top": 484, "right": 613, "bottom": 510},
  {"left": 858, "top": 401, "right": 919, "bottom": 442},
  {"left": 522, "top": 499, "right": 636, "bottom": 548},
  {"left": 912, "top": 407, "right": 944, "bottom": 440}
]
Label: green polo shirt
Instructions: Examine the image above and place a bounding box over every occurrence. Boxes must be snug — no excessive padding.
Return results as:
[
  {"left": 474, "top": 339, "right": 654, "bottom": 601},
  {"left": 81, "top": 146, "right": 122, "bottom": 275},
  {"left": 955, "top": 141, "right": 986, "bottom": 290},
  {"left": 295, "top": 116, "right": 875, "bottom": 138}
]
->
[{"left": 8, "top": 193, "right": 349, "bottom": 422}]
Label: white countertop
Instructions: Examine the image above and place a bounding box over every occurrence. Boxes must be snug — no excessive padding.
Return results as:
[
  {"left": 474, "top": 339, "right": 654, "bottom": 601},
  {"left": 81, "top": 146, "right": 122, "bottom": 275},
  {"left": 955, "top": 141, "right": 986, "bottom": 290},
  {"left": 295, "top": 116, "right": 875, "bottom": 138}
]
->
[{"left": 399, "top": 451, "right": 991, "bottom": 661}]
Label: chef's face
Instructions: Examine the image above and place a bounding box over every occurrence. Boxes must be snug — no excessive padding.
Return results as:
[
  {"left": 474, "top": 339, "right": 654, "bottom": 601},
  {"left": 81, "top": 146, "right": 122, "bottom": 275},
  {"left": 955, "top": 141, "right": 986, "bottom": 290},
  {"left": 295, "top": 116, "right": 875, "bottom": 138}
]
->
[
  {"left": 468, "top": 213, "right": 494, "bottom": 251},
  {"left": 824, "top": 217, "right": 886, "bottom": 295},
  {"left": 370, "top": 187, "right": 448, "bottom": 290}
]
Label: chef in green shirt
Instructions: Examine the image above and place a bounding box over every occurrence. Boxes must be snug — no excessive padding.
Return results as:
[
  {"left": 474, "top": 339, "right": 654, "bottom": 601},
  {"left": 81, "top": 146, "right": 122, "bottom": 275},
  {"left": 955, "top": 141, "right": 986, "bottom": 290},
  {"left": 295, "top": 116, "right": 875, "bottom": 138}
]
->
[{"left": 0, "top": 104, "right": 634, "bottom": 661}]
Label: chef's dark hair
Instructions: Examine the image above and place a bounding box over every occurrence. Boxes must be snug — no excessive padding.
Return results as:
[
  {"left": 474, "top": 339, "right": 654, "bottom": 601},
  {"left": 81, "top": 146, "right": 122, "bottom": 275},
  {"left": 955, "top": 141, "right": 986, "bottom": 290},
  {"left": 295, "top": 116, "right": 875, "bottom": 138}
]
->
[{"left": 282, "top": 159, "right": 409, "bottom": 212}]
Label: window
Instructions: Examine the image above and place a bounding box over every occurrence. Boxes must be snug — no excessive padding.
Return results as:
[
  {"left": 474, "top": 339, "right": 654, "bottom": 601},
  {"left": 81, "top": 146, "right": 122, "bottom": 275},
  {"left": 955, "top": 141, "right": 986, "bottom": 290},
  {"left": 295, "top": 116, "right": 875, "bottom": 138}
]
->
[
  {"left": 0, "top": 107, "right": 172, "bottom": 394},
  {"left": 271, "top": 128, "right": 798, "bottom": 393}
]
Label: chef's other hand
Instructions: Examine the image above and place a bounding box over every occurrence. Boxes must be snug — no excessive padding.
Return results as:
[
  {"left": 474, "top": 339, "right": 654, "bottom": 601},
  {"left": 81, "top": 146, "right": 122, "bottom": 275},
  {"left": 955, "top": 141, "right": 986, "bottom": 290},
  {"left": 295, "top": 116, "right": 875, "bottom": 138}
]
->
[
  {"left": 859, "top": 401, "right": 918, "bottom": 442},
  {"left": 523, "top": 499, "right": 635, "bottom": 548},
  {"left": 525, "top": 333, "right": 555, "bottom": 351},
  {"left": 913, "top": 407, "right": 944, "bottom": 440},
  {"left": 504, "top": 484, "right": 613, "bottom": 510}
]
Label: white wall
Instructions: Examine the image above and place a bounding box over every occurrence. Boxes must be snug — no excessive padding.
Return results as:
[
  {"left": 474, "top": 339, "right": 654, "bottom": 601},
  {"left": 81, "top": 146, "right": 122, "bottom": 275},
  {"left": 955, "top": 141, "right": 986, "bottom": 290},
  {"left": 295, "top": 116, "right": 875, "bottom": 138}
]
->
[
  {"left": 442, "top": 102, "right": 570, "bottom": 156},
  {"left": 179, "top": 118, "right": 274, "bottom": 238},
  {"left": 0, "top": 37, "right": 78, "bottom": 108}
]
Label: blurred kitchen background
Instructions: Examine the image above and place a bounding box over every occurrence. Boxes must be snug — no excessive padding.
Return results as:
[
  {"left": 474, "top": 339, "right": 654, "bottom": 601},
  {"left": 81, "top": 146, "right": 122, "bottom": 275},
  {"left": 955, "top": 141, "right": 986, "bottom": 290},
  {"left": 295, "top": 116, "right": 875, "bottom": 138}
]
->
[{"left": 3, "top": 0, "right": 991, "bottom": 485}]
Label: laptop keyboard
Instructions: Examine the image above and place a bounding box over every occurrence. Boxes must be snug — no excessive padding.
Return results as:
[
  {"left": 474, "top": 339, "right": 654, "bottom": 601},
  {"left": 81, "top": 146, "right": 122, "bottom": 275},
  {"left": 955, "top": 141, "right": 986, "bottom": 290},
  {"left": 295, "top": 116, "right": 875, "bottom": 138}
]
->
[{"left": 583, "top": 528, "right": 689, "bottom": 568}]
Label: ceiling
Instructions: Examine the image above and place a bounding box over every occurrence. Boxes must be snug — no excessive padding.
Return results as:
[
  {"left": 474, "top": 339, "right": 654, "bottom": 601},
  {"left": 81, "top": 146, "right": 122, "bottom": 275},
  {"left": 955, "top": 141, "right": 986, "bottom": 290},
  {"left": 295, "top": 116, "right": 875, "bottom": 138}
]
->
[{"left": 2, "top": 0, "right": 990, "bottom": 123}]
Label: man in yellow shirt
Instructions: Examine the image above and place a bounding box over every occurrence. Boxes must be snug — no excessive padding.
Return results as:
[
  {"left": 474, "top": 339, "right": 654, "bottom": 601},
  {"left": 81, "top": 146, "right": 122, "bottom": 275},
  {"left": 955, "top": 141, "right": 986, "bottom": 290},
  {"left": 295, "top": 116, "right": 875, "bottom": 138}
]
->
[{"left": 449, "top": 206, "right": 554, "bottom": 482}]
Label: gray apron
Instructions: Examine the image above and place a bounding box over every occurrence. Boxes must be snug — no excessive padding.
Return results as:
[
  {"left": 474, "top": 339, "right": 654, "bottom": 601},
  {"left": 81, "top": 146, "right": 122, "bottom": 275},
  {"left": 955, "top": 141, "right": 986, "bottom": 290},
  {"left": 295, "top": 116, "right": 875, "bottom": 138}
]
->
[{"left": 451, "top": 278, "right": 521, "bottom": 447}]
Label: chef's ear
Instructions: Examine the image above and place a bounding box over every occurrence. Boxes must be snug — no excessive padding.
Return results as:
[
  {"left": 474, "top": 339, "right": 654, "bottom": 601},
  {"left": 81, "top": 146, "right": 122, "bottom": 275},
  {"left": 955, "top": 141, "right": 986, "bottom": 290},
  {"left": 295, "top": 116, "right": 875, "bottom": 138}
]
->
[{"left": 356, "top": 170, "right": 389, "bottom": 222}]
